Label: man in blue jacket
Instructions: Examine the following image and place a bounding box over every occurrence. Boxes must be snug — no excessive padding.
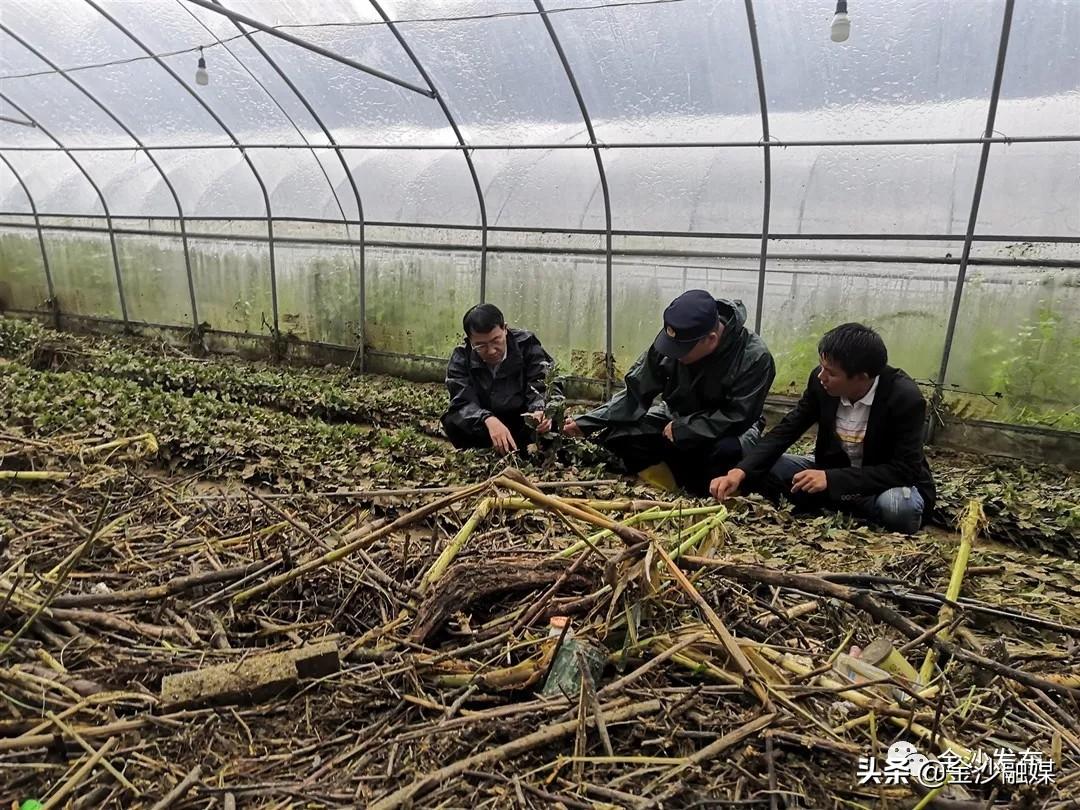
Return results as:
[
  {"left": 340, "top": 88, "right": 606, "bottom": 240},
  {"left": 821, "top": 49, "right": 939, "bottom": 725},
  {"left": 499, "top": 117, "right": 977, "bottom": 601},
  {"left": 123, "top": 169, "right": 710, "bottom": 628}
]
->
[
  {"left": 442, "top": 304, "right": 562, "bottom": 454},
  {"left": 564, "top": 289, "right": 775, "bottom": 495},
  {"left": 709, "top": 323, "right": 935, "bottom": 534}
]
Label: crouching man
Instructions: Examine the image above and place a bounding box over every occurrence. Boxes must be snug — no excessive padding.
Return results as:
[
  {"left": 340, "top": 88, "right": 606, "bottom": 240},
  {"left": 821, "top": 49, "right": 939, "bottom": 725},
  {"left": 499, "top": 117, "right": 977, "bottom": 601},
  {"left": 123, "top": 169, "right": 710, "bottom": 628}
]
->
[
  {"left": 709, "top": 323, "right": 935, "bottom": 534},
  {"left": 563, "top": 289, "right": 775, "bottom": 495},
  {"left": 441, "top": 303, "right": 562, "bottom": 455}
]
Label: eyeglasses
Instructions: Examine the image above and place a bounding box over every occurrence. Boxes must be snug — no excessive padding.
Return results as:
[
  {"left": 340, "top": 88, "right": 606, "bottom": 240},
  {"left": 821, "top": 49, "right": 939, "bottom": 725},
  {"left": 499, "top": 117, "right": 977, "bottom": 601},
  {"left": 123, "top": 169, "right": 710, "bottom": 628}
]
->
[{"left": 470, "top": 334, "right": 506, "bottom": 352}]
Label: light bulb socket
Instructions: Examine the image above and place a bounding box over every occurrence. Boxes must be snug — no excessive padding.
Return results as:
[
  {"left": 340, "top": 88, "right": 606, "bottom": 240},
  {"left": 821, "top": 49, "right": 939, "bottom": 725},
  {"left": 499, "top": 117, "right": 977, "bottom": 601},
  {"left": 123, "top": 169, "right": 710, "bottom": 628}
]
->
[
  {"left": 197, "top": 56, "right": 206, "bottom": 69},
  {"left": 835, "top": 0, "right": 848, "bottom": 12}
]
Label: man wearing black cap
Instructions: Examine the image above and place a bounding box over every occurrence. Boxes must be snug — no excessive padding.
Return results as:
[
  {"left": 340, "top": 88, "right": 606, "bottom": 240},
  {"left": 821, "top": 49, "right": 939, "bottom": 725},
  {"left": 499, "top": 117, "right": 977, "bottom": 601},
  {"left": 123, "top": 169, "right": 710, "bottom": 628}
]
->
[{"left": 563, "top": 290, "right": 775, "bottom": 494}]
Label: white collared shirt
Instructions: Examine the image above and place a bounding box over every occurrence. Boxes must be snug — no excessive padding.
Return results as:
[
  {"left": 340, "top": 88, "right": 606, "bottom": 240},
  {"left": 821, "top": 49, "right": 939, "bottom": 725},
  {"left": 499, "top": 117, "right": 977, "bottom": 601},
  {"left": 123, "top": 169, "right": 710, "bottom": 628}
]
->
[{"left": 835, "top": 376, "right": 879, "bottom": 468}]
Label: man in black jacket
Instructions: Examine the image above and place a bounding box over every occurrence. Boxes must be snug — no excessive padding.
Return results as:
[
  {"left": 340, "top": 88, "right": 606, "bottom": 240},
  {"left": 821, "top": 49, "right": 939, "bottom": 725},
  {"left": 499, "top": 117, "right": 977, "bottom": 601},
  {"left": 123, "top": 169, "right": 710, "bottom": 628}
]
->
[
  {"left": 564, "top": 290, "right": 775, "bottom": 495},
  {"left": 442, "top": 303, "right": 562, "bottom": 454},
  {"left": 709, "top": 323, "right": 935, "bottom": 534}
]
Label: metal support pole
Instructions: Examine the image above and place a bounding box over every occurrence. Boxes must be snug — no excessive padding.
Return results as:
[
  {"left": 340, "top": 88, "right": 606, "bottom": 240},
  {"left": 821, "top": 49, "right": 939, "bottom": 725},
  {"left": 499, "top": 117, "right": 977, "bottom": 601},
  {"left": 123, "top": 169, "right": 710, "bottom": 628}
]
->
[
  {"left": 180, "top": 0, "right": 434, "bottom": 97},
  {"left": 4, "top": 133, "right": 1079, "bottom": 152},
  {"left": 213, "top": 0, "right": 368, "bottom": 370},
  {"left": 0, "top": 91, "right": 129, "bottom": 327},
  {"left": 85, "top": 0, "right": 281, "bottom": 339},
  {"left": 369, "top": 0, "right": 489, "bottom": 303},
  {"left": 743, "top": 0, "right": 771, "bottom": 336},
  {"left": 534, "top": 0, "right": 615, "bottom": 396},
  {"left": 2, "top": 22, "right": 200, "bottom": 330},
  {"left": 0, "top": 152, "right": 58, "bottom": 327},
  {"left": 931, "top": 0, "right": 1016, "bottom": 442}
]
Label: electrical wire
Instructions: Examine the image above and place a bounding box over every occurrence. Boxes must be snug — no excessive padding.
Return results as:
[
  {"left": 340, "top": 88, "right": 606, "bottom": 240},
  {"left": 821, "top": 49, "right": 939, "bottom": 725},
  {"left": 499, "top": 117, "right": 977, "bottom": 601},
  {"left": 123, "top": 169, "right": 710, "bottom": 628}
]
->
[{"left": 0, "top": 0, "right": 690, "bottom": 80}]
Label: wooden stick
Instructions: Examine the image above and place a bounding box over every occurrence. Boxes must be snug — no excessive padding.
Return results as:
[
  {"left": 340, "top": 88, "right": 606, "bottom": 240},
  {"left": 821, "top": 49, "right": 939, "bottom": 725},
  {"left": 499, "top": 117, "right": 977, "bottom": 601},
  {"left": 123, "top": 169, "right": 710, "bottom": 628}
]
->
[
  {"left": 148, "top": 764, "right": 203, "bottom": 810},
  {"left": 46, "top": 711, "right": 138, "bottom": 795},
  {"left": 182, "top": 479, "right": 620, "bottom": 500},
  {"left": 599, "top": 633, "right": 706, "bottom": 699},
  {"left": 680, "top": 557, "right": 1080, "bottom": 699},
  {"left": 652, "top": 543, "right": 771, "bottom": 710},
  {"left": 646, "top": 712, "right": 777, "bottom": 794},
  {"left": 0, "top": 499, "right": 108, "bottom": 657},
  {"left": 233, "top": 479, "right": 490, "bottom": 604},
  {"left": 577, "top": 646, "right": 614, "bottom": 757},
  {"left": 41, "top": 736, "right": 119, "bottom": 810},
  {"left": 366, "top": 699, "right": 663, "bottom": 810},
  {"left": 50, "top": 561, "right": 267, "bottom": 608}
]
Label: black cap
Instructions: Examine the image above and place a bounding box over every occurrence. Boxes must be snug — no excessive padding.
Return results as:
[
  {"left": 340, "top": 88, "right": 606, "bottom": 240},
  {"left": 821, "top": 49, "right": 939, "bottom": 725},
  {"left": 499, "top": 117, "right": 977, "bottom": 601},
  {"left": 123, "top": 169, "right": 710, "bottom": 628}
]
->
[{"left": 653, "top": 290, "right": 722, "bottom": 359}]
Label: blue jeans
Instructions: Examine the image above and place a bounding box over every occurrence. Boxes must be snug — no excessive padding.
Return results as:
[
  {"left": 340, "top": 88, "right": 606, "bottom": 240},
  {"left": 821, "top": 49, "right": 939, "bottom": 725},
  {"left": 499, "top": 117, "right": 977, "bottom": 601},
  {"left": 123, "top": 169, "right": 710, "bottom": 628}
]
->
[{"left": 768, "top": 454, "right": 926, "bottom": 534}]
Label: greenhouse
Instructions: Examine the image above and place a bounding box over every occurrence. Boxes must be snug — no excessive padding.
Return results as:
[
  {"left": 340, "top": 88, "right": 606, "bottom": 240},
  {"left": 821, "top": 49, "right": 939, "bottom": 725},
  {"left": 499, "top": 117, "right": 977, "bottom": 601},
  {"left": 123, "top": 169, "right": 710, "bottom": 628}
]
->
[{"left": 0, "top": 0, "right": 1077, "bottom": 808}]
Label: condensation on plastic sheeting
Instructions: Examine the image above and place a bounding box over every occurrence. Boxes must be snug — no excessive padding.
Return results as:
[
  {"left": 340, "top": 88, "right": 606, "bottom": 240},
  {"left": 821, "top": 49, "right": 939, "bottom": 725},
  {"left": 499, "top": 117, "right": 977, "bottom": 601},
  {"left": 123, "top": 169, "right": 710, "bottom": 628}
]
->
[{"left": 0, "top": 0, "right": 1076, "bottom": 431}]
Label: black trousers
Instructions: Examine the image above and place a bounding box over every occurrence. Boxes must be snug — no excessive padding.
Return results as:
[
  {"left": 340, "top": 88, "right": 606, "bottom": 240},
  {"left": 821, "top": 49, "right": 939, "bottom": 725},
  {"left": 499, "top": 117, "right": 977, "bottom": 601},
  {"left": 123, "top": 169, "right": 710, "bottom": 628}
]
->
[
  {"left": 596, "top": 415, "right": 749, "bottom": 495},
  {"left": 442, "top": 410, "right": 535, "bottom": 451}
]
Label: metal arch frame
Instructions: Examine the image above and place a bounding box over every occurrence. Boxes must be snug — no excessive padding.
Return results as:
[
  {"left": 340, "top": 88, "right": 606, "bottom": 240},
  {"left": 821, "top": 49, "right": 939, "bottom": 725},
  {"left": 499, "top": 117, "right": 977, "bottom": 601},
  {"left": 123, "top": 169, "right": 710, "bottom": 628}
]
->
[
  {"left": 212, "top": 0, "right": 369, "bottom": 371},
  {"left": 1, "top": 23, "right": 201, "bottom": 331},
  {"left": 0, "top": 91, "right": 130, "bottom": 326},
  {"left": 0, "top": 152, "right": 57, "bottom": 327},
  {"left": 5, "top": 210, "right": 1078, "bottom": 247},
  {"left": 932, "top": 0, "right": 1017, "bottom": 440},
  {"left": 5, "top": 133, "right": 1078, "bottom": 151},
  {"left": 533, "top": 0, "right": 615, "bottom": 396},
  {"left": 182, "top": 3, "right": 353, "bottom": 229},
  {"left": 743, "top": 0, "right": 771, "bottom": 336},
  {"left": 368, "top": 0, "right": 490, "bottom": 302},
  {"left": 180, "top": 0, "right": 435, "bottom": 98},
  {"left": 8, "top": 220, "right": 1080, "bottom": 270},
  {"left": 82, "top": 0, "right": 283, "bottom": 338}
]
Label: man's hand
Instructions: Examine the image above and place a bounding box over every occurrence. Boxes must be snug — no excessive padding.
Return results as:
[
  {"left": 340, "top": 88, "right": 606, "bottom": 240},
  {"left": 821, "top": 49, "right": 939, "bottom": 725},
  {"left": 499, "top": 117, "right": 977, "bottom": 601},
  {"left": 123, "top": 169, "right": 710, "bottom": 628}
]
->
[
  {"left": 562, "top": 418, "right": 584, "bottom": 439},
  {"left": 662, "top": 421, "right": 675, "bottom": 443},
  {"left": 484, "top": 415, "right": 518, "bottom": 455},
  {"left": 791, "top": 468, "right": 828, "bottom": 494},
  {"left": 709, "top": 468, "right": 746, "bottom": 501},
  {"left": 525, "top": 411, "right": 552, "bottom": 434}
]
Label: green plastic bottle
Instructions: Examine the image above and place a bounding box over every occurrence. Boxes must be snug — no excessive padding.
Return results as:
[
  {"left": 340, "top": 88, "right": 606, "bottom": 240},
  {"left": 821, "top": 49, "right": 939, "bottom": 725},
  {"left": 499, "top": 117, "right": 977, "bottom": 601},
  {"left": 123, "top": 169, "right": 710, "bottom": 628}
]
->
[{"left": 540, "top": 617, "right": 606, "bottom": 697}]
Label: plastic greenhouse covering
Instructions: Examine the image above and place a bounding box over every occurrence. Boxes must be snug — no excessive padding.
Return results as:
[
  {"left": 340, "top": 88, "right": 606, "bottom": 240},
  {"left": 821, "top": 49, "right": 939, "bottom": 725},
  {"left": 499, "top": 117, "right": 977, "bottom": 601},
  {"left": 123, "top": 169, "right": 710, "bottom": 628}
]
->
[{"left": 0, "top": 0, "right": 1077, "bottom": 433}]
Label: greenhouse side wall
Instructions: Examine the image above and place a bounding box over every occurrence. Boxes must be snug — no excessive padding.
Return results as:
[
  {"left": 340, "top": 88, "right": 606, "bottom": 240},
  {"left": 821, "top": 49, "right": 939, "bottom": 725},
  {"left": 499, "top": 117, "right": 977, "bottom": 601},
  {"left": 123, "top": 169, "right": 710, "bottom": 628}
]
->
[{"left": 2, "top": 220, "right": 1078, "bottom": 467}]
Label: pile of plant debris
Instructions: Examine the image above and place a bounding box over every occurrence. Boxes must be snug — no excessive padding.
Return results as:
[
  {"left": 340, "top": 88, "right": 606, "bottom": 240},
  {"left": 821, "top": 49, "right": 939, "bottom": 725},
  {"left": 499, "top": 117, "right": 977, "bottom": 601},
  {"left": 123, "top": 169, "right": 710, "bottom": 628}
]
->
[{"left": 1, "top": 317, "right": 1078, "bottom": 808}]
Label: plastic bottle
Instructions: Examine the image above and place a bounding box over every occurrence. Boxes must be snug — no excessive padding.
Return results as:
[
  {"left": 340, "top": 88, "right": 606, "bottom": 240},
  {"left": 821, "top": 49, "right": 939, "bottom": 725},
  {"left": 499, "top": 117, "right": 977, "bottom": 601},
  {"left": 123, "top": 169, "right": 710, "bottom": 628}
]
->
[{"left": 540, "top": 617, "right": 606, "bottom": 697}]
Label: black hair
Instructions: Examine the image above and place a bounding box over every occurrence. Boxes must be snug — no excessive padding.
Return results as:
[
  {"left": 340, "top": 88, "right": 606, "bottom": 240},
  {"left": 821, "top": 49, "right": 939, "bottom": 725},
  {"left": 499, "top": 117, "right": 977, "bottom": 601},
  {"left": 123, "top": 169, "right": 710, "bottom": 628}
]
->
[
  {"left": 462, "top": 303, "right": 505, "bottom": 336},
  {"left": 817, "top": 323, "right": 888, "bottom": 377}
]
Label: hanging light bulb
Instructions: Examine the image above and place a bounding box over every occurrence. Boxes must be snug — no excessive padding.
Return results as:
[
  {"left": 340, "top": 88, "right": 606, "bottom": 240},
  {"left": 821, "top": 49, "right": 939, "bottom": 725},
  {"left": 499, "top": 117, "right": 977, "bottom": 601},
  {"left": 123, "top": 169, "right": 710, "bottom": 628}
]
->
[
  {"left": 195, "top": 46, "right": 209, "bottom": 86},
  {"left": 830, "top": 0, "right": 851, "bottom": 42}
]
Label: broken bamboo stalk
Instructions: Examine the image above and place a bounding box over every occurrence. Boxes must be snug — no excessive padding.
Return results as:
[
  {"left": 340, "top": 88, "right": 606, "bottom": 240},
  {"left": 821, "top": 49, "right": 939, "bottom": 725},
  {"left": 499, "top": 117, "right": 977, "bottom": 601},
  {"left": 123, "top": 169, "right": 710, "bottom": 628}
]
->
[
  {"left": 919, "top": 499, "right": 983, "bottom": 684},
  {"left": 0, "top": 470, "right": 69, "bottom": 481},
  {"left": 0, "top": 499, "right": 108, "bottom": 657},
  {"left": 757, "top": 645, "right": 974, "bottom": 760},
  {"left": 553, "top": 504, "right": 727, "bottom": 560},
  {"left": 46, "top": 710, "right": 139, "bottom": 795},
  {"left": 418, "top": 496, "right": 493, "bottom": 595},
  {"left": 40, "top": 736, "right": 119, "bottom": 810},
  {"left": 493, "top": 475, "right": 648, "bottom": 546},
  {"left": 148, "top": 764, "right": 203, "bottom": 810},
  {"left": 78, "top": 432, "right": 158, "bottom": 458},
  {"left": 233, "top": 479, "right": 490, "bottom": 604},
  {"left": 652, "top": 542, "right": 771, "bottom": 710},
  {"left": 646, "top": 712, "right": 777, "bottom": 793},
  {"left": 50, "top": 561, "right": 267, "bottom": 608},
  {"left": 680, "top": 557, "right": 1080, "bottom": 699},
  {"left": 367, "top": 699, "right": 664, "bottom": 810}
]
